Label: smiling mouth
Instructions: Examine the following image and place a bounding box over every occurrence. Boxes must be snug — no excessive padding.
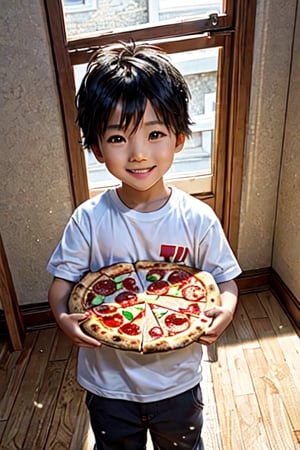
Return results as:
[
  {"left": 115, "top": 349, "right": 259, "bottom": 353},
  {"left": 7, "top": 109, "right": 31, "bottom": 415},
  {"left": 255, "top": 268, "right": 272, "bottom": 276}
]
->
[{"left": 128, "top": 167, "right": 155, "bottom": 174}]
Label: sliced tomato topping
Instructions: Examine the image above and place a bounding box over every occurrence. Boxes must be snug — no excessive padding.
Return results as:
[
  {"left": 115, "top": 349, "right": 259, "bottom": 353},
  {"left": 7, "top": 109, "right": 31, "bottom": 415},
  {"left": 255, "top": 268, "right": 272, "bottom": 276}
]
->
[
  {"left": 147, "top": 280, "right": 169, "bottom": 295},
  {"left": 94, "top": 279, "right": 116, "bottom": 296},
  {"left": 168, "top": 270, "right": 191, "bottom": 284},
  {"left": 182, "top": 285, "right": 206, "bottom": 301}
]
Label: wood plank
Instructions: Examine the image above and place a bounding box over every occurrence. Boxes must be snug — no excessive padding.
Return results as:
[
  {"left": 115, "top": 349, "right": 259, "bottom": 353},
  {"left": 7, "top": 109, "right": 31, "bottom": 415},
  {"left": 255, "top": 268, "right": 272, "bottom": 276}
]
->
[
  {"left": 251, "top": 317, "right": 300, "bottom": 434},
  {"left": 202, "top": 360, "right": 223, "bottom": 450},
  {"left": 220, "top": 321, "right": 255, "bottom": 396},
  {"left": 232, "top": 298, "right": 260, "bottom": 348},
  {"left": 240, "top": 292, "right": 268, "bottom": 319},
  {"left": 0, "top": 329, "right": 56, "bottom": 449},
  {"left": 258, "top": 291, "right": 300, "bottom": 392},
  {"left": 0, "top": 332, "right": 38, "bottom": 421},
  {"left": 22, "top": 360, "right": 67, "bottom": 449},
  {"left": 235, "top": 394, "right": 271, "bottom": 450},
  {"left": 244, "top": 346, "right": 299, "bottom": 449},
  {"left": 210, "top": 326, "right": 245, "bottom": 449},
  {"left": 45, "top": 347, "right": 86, "bottom": 449},
  {"left": 0, "top": 234, "right": 25, "bottom": 350},
  {"left": 49, "top": 327, "right": 73, "bottom": 362}
]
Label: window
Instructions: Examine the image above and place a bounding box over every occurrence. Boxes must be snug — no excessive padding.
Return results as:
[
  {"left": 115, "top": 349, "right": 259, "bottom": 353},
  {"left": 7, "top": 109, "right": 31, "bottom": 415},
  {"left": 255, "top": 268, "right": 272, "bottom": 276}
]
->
[{"left": 44, "top": 0, "right": 256, "bottom": 249}]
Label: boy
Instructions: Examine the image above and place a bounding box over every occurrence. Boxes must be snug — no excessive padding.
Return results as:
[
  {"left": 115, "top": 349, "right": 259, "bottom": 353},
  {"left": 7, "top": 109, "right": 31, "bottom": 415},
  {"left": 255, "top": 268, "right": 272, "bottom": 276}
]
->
[{"left": 47, "top": 41, "right": 241, "bottom": 450}]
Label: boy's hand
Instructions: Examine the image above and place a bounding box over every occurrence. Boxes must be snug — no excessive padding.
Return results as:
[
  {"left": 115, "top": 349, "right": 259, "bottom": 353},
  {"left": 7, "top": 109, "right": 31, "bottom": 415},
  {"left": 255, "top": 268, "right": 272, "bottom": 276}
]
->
[
  {"left": 58, "top": 311, "right": 102, "bottom": 348},
  {"left": 197, "top": 306, "right": 233, "bottom": 345},
  {"left": 197, "top": 279, "right": 238, "bottom": 346},
  {"left": 48, "top": 277, "right": 101, "bottom": 349}
]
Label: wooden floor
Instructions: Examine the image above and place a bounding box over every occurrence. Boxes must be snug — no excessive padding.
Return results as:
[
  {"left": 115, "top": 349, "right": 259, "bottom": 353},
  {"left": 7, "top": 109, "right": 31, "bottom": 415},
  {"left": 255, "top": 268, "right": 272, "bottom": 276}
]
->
[{"left": 0, "top": 290, "right": 299, "bottom": 450}]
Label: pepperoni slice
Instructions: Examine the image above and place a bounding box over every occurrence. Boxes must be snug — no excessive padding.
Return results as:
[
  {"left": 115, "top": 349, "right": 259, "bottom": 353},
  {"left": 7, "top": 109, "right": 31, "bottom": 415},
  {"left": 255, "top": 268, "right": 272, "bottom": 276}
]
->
[
  {"left": 168, "top": 270, "right": 191, "bottom": 284},
  {"left": 164, "top": 313, "right": 189, "bottom": 333},
  {"left": 122, "top": 277, "right": 139, "bottom": 292},
  {"left": 149, "top": 326, "right": 163, "bottom": 338},
  {"left": 119, "top": 322, "right": 141, "bottom": 336},
  {"left": 180, "top": 303, "right": 201, "bottom": 315},
  {"left": 94, "top": 279, "right": 116, "bottom": 296},
  {"left": 146, "top": 269, "right": 166, "bottom": 282},
  {"left": 93, "top": 304, "right": 118, "bottom": 316},
  {"left": 115, "top": 291, "right": 138, "bottom": 307},
  {"left": 102, "top": 313, "right": 123, "bottom": 328},
  {"left": 147, "top": 280, "right": 169, "bottom": 295},
  {"left": 182, "top": 284, "right": 206, "bottom": 301}
]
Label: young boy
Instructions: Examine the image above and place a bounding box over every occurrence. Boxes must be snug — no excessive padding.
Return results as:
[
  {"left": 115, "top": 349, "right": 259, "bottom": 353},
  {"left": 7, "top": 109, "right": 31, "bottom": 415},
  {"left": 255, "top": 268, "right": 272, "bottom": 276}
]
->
[{"left": 47, "top": 41, "right": 241, "bottom": 450}]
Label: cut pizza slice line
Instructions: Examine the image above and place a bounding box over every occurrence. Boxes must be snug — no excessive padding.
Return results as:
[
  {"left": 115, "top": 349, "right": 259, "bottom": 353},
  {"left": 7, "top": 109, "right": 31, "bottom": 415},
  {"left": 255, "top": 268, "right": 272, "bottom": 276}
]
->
[{"left": 141, "top": 302, "right": 169, "bottom": 354}]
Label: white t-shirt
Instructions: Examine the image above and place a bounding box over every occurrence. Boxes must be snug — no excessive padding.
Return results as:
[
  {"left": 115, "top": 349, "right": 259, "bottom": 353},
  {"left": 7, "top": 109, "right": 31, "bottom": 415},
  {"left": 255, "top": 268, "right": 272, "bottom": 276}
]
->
[{"left": 47, "top": 187, "right": 241, "bottom": 402}]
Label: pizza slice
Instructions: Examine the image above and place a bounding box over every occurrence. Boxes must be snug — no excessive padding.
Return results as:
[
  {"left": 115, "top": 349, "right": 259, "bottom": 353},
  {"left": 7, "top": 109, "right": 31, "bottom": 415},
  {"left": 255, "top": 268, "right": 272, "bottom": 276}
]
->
[
  {"left": 80, "top": 303, "right": 145, "bottom": 351},
  {"left": 69, "top": 263, "right": 145, "bottom": 313},
  {"left": 146, "top": 303, "right": 202, "bottom": 351},
  {"left": 135, "top": 260, "right": 197, "bottom": 295}
]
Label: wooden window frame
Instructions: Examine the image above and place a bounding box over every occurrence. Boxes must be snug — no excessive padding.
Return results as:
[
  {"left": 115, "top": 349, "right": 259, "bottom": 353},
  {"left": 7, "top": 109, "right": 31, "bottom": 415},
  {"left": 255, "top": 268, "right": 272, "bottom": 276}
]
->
[{"left": 43, "top": 0, "right": 256, "bottom": 251}]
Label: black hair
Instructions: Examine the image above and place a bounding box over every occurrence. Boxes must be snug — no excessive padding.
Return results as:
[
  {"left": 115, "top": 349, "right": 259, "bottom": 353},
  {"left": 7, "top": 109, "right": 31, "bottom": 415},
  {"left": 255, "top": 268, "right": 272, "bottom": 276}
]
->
[{"left": 76, "top": 41, "right": 192, "bottom": 149}]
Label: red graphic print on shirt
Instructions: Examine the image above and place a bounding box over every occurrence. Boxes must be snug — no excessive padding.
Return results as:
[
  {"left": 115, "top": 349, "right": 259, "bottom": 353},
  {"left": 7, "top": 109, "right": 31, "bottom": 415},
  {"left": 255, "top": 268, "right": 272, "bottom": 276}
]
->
[{"left": 160, "top": 244, "right": 189, "bottom": 263}]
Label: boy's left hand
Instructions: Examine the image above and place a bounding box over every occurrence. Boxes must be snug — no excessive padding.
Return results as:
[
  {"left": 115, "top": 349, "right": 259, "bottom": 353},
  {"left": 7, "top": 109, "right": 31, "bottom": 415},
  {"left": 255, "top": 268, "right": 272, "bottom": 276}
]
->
[
  {"left": 197, "top": 306, "right": 233, "bottom": 345},
  {"left": 197, "top": 279, "right": 238, "bottom": 345}
]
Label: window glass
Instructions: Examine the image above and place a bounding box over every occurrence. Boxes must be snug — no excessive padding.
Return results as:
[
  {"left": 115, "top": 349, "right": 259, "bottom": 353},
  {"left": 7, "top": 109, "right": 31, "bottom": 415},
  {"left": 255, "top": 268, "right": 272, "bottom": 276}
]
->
[
  {"left": 73, "top": 47, "right": 218, "bottom": 193},
  {"left": 62, "top": 0, "right": 223, "bottom": 38}
]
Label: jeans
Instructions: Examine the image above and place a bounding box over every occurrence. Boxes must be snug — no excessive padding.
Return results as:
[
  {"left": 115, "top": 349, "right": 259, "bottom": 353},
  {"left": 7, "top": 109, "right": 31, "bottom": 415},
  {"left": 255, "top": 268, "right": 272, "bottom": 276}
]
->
[{"left": 86, "top": 384, "right": 204, "bottom": 450}]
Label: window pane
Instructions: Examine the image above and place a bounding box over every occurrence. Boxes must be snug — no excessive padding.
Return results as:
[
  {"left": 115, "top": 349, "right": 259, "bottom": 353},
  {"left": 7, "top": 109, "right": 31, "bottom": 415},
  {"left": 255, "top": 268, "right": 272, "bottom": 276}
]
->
[
  {"left": 62, "top": 0, "right": 223, "bottom": 39},
  {"left": 73, "top": 47, "right": 218, "bottom": 194}
]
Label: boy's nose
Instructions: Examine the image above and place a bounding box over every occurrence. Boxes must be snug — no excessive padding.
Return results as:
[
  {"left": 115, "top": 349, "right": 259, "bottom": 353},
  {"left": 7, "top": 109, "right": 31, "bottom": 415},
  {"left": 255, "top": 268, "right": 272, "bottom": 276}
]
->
[{"left": 128, "top": 143, "right": 148, "bottom": 162}]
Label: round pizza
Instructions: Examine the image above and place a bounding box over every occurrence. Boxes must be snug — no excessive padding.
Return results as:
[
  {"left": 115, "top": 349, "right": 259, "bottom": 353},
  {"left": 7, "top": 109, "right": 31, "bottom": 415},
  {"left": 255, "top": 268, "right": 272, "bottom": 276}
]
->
[{"left": 68, "top": 261, "right": 221, "bottom": 353}]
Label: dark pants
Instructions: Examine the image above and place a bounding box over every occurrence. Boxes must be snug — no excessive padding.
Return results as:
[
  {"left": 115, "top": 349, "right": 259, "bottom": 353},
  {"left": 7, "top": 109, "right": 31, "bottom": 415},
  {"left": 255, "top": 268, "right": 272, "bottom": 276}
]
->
[{"left": 86, "top": 384, "right": 204, "bottom": 450}]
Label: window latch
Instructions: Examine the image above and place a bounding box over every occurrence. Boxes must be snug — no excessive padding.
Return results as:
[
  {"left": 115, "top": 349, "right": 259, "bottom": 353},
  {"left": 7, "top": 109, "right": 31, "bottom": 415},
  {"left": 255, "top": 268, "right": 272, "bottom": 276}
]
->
[{"left": 209, "top": 13, "right": 218, "bottom": 27}]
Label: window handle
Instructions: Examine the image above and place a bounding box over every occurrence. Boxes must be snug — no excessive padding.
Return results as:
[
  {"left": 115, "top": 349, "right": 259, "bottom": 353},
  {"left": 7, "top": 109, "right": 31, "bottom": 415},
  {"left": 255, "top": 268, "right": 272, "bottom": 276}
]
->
[{"left": 209, "top": 13, "right": 219, "bottom": 27}]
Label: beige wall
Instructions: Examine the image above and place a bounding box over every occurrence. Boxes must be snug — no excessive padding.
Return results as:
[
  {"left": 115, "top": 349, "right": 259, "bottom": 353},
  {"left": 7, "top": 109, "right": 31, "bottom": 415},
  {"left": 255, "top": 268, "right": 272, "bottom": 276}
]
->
[
  {"left": 272, "top": 1, "right": 300, "bottom": 300},
  {"left": 238, "top": 0, "right": 300, "bottom": 301},
  {"left": 0, "top": 0, "right": 299, "bottom": 308},
  {"left": 0, "top": 1, "right": 73, "bottom": 306}
]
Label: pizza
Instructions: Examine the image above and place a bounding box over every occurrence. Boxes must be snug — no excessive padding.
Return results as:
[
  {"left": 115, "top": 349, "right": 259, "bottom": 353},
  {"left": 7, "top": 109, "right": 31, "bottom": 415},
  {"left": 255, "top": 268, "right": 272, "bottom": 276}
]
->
[{"left": 68, "top": 261, "right": 221, "bottom": 353}]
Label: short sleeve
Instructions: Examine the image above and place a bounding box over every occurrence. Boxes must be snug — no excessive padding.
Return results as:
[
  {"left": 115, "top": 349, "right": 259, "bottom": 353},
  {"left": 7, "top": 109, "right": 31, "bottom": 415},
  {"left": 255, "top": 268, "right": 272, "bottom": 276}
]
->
[
  {"left": 47, "top": 214, "right": 91, "bottom": 282},
  {"left": 197, "top": 218, "right": 241, "bottom": 283}
]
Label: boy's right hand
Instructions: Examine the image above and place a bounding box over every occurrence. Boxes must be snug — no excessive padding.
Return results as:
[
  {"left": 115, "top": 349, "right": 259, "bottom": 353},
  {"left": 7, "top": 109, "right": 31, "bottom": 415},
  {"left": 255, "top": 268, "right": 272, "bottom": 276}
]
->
[
  {"left": 48, "top": 277, "right": 101, "bottom": 348},
  {"left": 58, "top": 311, "right": 102, "bottom": 348}
]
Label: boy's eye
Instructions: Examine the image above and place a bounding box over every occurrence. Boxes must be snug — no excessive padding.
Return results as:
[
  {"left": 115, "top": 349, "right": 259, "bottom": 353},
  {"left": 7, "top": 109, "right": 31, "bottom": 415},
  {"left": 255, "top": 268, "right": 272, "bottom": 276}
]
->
[
  {"left": 107, "top": 135, "right": 125, "bottom": 143},
  {"left": 149, "top": 131, "right": 165, "bottom": 140}
]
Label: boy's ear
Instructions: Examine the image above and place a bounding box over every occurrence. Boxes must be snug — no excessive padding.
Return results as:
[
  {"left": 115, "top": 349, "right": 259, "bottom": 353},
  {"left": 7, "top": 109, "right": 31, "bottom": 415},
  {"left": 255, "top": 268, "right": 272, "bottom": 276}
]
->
[
  {"left": 91, "top": 144, "right": 105, "bottom": 163},
  {"left": 174, "top": 133, "right": 185, "bottom": 153}
]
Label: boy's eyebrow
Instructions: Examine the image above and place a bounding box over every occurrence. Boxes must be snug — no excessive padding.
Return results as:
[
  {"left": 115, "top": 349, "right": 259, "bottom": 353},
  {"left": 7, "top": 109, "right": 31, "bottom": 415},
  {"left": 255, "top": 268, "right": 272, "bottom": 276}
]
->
[{"left": 106, "top": 120, "right": 164, "bottom": 131}]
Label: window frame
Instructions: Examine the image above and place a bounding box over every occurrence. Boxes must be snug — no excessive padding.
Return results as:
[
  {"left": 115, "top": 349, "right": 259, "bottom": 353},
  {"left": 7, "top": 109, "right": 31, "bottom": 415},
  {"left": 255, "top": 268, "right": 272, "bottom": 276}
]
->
[{"left": 43, "top": 0, "right": 256, "bottom": 251}]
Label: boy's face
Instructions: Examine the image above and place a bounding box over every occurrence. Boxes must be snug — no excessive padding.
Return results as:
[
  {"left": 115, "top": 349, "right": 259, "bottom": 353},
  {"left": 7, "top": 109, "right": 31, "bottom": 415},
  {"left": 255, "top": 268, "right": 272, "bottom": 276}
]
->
[{"left": 92, "top": 101, "right": 185, "bottom": 195}]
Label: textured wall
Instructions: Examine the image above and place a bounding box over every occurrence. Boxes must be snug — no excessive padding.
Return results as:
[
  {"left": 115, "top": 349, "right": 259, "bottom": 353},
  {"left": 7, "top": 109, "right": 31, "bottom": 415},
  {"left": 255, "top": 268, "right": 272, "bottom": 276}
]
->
[
  {"left": 272, "top": 2, "right": 300, "bottom": 300},
  {"left": 238, "top": 0, "right": 298, "bottom": 269},
  {"left": 0, "top": 1, "right": 73, "bottom": 306}
]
